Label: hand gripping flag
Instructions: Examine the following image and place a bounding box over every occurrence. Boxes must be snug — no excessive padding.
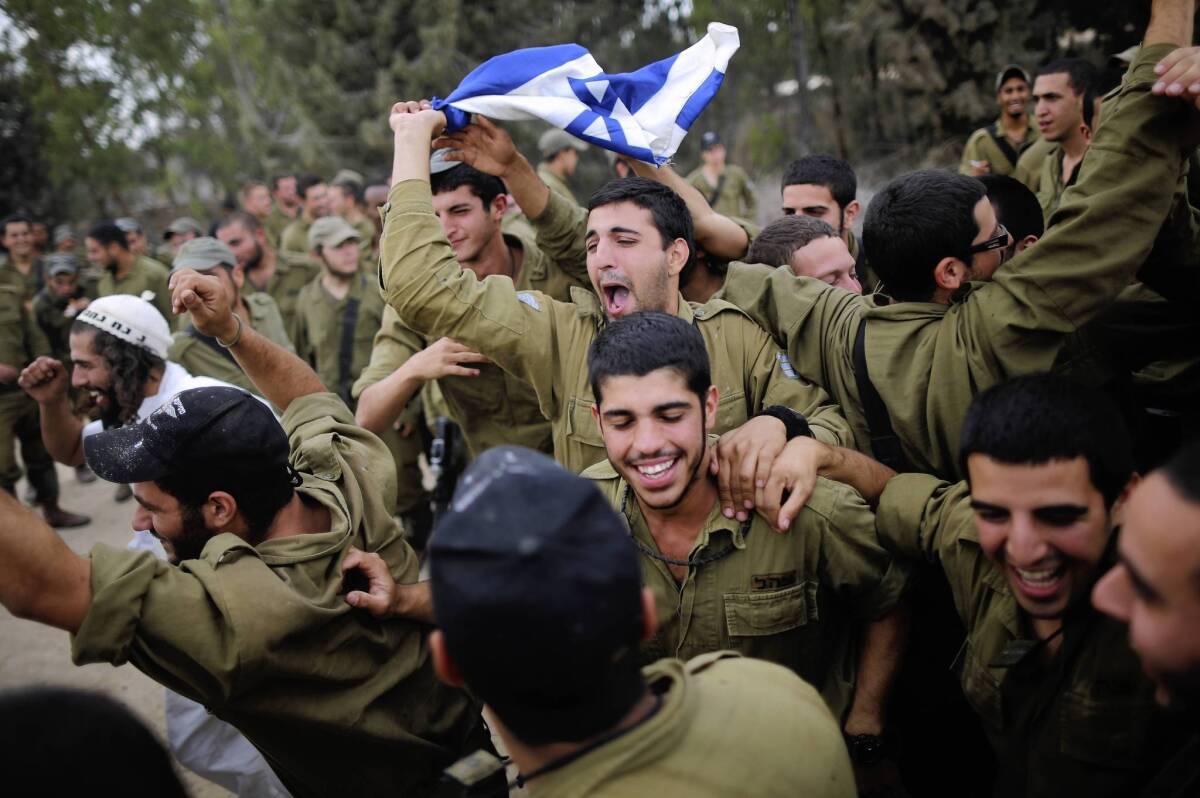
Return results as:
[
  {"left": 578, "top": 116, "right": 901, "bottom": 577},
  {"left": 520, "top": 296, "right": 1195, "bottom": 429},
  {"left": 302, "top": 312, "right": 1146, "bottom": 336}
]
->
[{"left": 431, "top": 23, "right": 739, "bottom": 165}]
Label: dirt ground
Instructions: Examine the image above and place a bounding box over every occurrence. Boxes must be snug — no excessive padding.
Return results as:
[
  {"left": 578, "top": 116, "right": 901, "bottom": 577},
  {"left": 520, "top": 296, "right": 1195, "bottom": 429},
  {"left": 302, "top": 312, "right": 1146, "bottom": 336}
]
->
[{"left": 0, "top": 463, "right": 231, "bottom": 798}]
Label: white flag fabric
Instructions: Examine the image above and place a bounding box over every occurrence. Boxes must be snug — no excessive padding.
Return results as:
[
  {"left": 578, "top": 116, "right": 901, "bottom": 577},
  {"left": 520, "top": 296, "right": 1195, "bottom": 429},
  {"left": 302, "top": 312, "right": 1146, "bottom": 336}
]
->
[{"left": 431, "top": 23, "right": 740, "bottom": 165}]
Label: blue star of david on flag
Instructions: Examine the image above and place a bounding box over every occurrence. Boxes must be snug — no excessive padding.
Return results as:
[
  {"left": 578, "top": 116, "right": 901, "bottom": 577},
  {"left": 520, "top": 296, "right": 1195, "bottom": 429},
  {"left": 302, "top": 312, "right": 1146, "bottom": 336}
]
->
[{"left": 431, "top": 23, "right": 739, "bottom": 165}]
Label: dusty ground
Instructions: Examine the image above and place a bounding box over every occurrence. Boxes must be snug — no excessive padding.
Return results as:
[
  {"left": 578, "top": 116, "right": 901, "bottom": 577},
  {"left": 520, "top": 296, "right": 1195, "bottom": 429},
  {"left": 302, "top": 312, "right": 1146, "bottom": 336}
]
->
[{"left": 0, "top": 463, "right": 231, "bottom": 798}]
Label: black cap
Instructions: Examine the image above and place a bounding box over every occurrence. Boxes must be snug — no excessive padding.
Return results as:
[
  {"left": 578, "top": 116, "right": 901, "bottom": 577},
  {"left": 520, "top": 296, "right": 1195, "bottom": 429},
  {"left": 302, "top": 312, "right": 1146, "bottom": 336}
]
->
[
  {"left": 995, "top": 64, "right": 1031, "bottom": 92},
  {"left": 84, "top": 387, "right": 288, "bottom": 484},
  {"left": 429, "top": 446, "right": 645, "bottom": 744},
  {"left": 700, "top": 130, "right": 721, "bottom": 150}
]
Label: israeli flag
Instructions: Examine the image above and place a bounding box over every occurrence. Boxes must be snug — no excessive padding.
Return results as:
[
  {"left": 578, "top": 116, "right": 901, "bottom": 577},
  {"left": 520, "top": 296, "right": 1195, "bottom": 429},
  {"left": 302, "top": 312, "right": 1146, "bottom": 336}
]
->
[{"left": 432, "top": 23, "right": 739, "bottom": 165}]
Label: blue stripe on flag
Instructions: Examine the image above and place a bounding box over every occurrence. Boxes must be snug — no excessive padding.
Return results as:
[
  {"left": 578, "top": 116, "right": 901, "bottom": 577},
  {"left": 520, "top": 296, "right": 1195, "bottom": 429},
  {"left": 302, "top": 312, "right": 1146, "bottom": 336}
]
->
[
  {"left": 675, "top": 68, "right": 726, "bottom": 131},
  {"left": 434, "top": 43, "right": 588, "bottom": 129}
]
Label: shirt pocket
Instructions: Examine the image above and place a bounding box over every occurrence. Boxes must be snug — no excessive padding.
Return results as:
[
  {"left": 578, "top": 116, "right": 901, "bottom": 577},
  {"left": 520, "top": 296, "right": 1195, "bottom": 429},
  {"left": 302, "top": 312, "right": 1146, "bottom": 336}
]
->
[
  {"left": 566, "top": 395, "right": 604, "bottom": 448},
  {"left": 958, "top": 641, "right": 1004, "bottom": 734},
  {"left": 724, "top": 582, "right": 815, "bottom": 637},
  {"left": 713, "top": 389, "right": 749, "bottom": 436},
  {"left": 1058, "top": 689, "right": 1157, "bottom": 769}
]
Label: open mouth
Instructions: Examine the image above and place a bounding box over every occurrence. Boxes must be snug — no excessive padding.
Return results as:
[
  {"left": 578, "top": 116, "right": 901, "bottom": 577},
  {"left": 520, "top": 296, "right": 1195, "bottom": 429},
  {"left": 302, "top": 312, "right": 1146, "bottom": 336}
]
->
[
  {"left": 631, "top": 455, "right": 680, "bottom": 488},
  {"left": 602, "top": 284, "right": 632, "bottom": 316},
  {"left": 1011, "top": 561, "right": 1068, "bottom": 601}
]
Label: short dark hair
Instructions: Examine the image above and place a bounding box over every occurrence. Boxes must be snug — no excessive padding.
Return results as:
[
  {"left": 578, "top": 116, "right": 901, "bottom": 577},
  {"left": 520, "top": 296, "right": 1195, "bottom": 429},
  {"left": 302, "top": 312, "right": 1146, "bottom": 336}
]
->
[
  {"left": 70, "top": 322, "right": 164, "bottom": 427},
  {"left": 270, "top": 173, "right": 294, "bottom": 192},
  {"left": 782, "top": 155, "right": 857, "bottom": 209},
  {"left": 1035, "top": 57, "right": 1099, "bottom": 98},
  {"left": 430, "top": 164, "right": 507, "bottom": 208},
  {"left": 332, "top": 180, "right": 365, "bottom": 205},
  {"left": 239, "top": 179, "right": 268, "bottom": 198},
  {"left": 0, "top": 687, "right": 186, "bottom": 796},
  {"left": 2, "top": 213, "right": 32, "bottom": 236},
  {"left": 979, "top": 174, "right": 1044, "bottom": 242},
  {"left": 588, "top": 311, "right": 711, "bottom": 403},
  {"left": 296, "top": 173, "right": 325, "bottom": 199},
  {"left": 85, "top": 220, "right": 130, "bottom": 251},
  {"left": 746, "top": 215, "right": 838, "bottom": 267},
  {"left": 1162, "top": 440, "right": 1200, "bottom": 505},
  {"left": 959, "top": 374, "right": 1134, "bottom": 506},
  {"left": 215, "top": 211, "right": 263, "bottom": 235},
  {"left": 863, "top": 170, "right": 986, "bottom": 302},
  {"left": 155, "top": 460, "right": 294, "bottom": 542},
  {"left": 587, "top": 177, "right": 694, "bottom": 266}
]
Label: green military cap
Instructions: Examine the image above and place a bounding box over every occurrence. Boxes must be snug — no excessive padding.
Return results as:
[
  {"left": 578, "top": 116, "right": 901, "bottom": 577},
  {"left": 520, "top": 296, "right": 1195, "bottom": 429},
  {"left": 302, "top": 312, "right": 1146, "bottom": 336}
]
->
[
  {"left": 115, "top": 217, "right": 142, "bottom": 234},
  {"left": 538, "top": 128, "right": 587, "bottom": 158},
  {"left": 995, "top": 65, "right": 1030, "bottom": 92},
  {"left": 331, "top": 169, "right": 365, "bottom": 188},
  {"left": 45, "top": 254, "right": 80, "bottom": 276},
  {"left": 307, "top": 215, "right": 360, "bottom": 251},
  {"left": 52, "top": 224, "right": 75, "bottom": 246},
  {"left": 163, "top": 217, "right": 204, "bottom": 240},
  {"left": 171, "top": 236, "right": 237, "bottom": 273}
]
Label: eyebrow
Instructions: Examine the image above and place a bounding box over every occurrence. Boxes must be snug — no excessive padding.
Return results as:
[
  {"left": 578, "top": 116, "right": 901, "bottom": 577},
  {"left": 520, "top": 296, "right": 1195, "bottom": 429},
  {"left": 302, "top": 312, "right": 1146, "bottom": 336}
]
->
[
  {"left": 601, "top": 400, "right": 692, "bottom": 420},
  {"left": 585, "top": 225, "right": 642, "bottom": 240},
  {"left": 1120, "top": 552, "right": 1164, "bottom": 603},
  {"left": 133, "top": 495, "right": 161, "bottom": 513}
]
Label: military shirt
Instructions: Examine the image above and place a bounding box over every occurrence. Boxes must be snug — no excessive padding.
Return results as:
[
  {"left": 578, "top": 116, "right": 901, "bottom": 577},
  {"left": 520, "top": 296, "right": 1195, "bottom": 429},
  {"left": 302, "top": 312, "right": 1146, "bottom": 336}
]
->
[
  {"left": 242, "top": 250, "right": 320, "bottom": 334},
  {"left": 292, "top": 271, "right": 384, "bottom": 405},
  {"left": 876, "top": 474, "right": 1187, "bottom": 798},
  {"left": 168, "top": 293, "right": 294, "bottom": 397},
  {"left": 353, "top": 228, "right": 584, "bottom": 458},
  {"left": 538, "top": 163, "right": 578, "bottom": 204},
  {"left": 97, "top": 255, "right": 173, "bottom": 327},
  {"left": 0, "top": 262, "right": 50, "bottom": 374},
  {"left": 1014, "top": 136, "right": 1057, "bottom": 193},
  {"left": 530, "top": 653, "right": 855, "bottom": 798},
  {"left": 263, "top": 206, "right": 292, "bottom": 251},
  {"left": 32, "top": 288, "right": 82, "bottom": 362},
  {"left": 1034, "top": 144, "right": 1079, "bottom": 221},
  {"left": 686, "top": 163, "right": 758, "bottom": 220},
  {"left": 70, "top": 393, "right": 486, "bottom": 798},
  {"left": 584, "top": 458, "right": 907, "bottom": 717},
  {"left": 958, "top": 117, "right": 1041, "bottom": 178},
  {"left": 380, "top": 181, "right": 851, "bottom": 474},
  {"left": 280, "top": 216, "right": 313, "bottom": 257},
  {"left": 714, "top": 44, "right": 1186, "bottom": 480}
]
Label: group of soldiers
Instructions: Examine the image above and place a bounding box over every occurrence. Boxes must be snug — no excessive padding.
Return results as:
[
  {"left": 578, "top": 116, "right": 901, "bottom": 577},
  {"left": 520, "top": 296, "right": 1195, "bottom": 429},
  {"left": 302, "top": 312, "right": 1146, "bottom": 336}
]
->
[{"left": 1, "top": 1, "right": 1200, "bottom": 796}]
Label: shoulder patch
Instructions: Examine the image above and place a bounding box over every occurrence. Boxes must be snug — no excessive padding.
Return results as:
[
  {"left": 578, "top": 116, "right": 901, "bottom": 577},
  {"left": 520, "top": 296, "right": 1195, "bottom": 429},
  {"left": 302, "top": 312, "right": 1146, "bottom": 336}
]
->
[
  {"left": 579, "top": 458, "right": 620, "bottom": 481},
  {"left": 775, "top": 351, "right": 798, "bottom": 379},
  {"left": 515, "top": 291, "right": 541, "bottom": 311}
]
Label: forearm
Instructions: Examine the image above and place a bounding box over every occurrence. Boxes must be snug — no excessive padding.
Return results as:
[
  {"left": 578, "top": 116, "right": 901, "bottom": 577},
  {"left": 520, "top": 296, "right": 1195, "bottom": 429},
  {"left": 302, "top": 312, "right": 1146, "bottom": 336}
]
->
[
  {"left": 39, "top": 397, "right": 85, "bottom": 466},
  {"left": 630, "top": 161, "right": 750, "bottom": 261},
  {"left": 226, "top": 322, "right": 326, "bottom": 412},
  {"left": 499, "top": 155, "right": 552, "bottom": 221},
  {"left": 844, "top": 604, "right": 909, "bottom": 735},
  {"left": 1146, "top": 0, "right": 1194, "bottom": 46},
  {"left": 355, "top": 368, "right": 425, "bottom": 435},
  {"left": 819, "top": 444, "right": 897, "bottom": 508},
  {"left": 0, "top": 489, "right": 91, "bottom": 631}
]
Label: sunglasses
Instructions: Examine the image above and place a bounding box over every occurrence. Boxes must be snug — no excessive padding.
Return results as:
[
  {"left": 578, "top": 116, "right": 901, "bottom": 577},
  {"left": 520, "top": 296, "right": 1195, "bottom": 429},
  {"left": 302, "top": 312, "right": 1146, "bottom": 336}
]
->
[{"left": 966, "top": 223, "right": 1010, "bottom": 256}]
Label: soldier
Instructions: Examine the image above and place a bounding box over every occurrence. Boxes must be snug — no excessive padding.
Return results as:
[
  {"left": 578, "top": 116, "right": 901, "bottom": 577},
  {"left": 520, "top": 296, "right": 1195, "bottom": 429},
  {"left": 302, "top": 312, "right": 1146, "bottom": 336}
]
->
[
  {"left": 158, "top": 216, "right": 203, "bottom": 266},
  {"left": 87, "top": 220, "right": 174, "bottom": 324},
  {"left": 0, "top": 247, "right": 88, "bottom": 528},
  {"left": 1027, "top": 58, "right": 1100, "bottom": 218},
  {"left": 166, "top": 237, "right": 293, "bottom": 398},
  {"left": 959, "top": 66, "right": 1041, "bottom": 177},
  {"left": 393, "top": 110, "right": 851, "bottom": 474},
  {"left": 745, "top": 215, "right": 863, "bottom": 294},
  {"left": 2, "top": 214, "right": 44, "bottom": 301},
  {"left": 238, "top": 180, "right": 273, "bottom": 226},
  {"left": 780, "top": 155, "right": 878, "bottom": 292},
  {"left": 52, "top": 224, "right": 77, "bottom": 255},
  {"left": 536, "top": 128, "right": 587, "bottom": 202},
  {"left": 863, "top": 375, "right": 1190, "bottom": 797},
  {"left": 214, "top": 211, "right": 319, "bottom": 333},
  {"left": 686, "top": 131, "right": 758, "bottom": 220},
  {"left": 329, "top": 174, "right": 376, "bottom": 259},
  {"left": 714, "top": 31, "right": 1193, "bottom": 484},
  {"left": 263, "top": 174, "right": 298, "bottom": 250},
  {"left": 2, "top": 269, "right": 493, "bottom": 798},
  {"left": 420, "top": 444, "right": 857, "bottom": 797},
  {"left": 31, "top": 254, "right": 90, "bottom": 362},
  {"left": 279, "top": 174, "right": 330, "bottom": 258},
  {"left": 1094, "top": 440, "right": 1200, "bottom": 794},
  {"left": 291, "top": 216, "right": 382, "bottom": 407}
]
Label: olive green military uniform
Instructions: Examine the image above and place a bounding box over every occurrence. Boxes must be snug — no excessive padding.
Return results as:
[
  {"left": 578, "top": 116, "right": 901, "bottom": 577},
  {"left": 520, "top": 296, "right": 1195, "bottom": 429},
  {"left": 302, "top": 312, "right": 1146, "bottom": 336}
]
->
[
  {"left": 31, "top": 289, "right": 80, "bottom": 362},
  {"left": 959, "top": 117, "right": 1041, "bottom": 178},
  {"left": 876, "top": 474, "right": 1188, "bottom": 798},
  {"left": 714, "top": 44, "right": 1186, "bottom": 481},
  {"left": 584, "top": 458, "right": 906, "bottom": 717},
  {"left": 97, "top": 256, "right": 173, "bottom": 327},
  {"left": 280, "top": 216, "right": 313, "bottom": 258},
  {"left": 70, "top": 393, "right": 488, "bottom": 798},
  {"left": 349, "top": 214, "right": 376, "bottom": 260},
  {"left": 528, "top": 652, "right": 855, "bottom": 798},
  {"left": 380, "top": 181, "right": 851, "bottom": 474},
  {"left": 292, "top": 272, "right": 384, "bottom": 406},
  {"left": 686, "top": 164, "right": 758, "bottom": 220},
  {"left": 242, "top": 251, "right": 320, "bottom": 334},
  {"left": 0, "top": 262, "right": 58, "bottom": 504},
  {"left": 537, "top": 164, "right": 578, "bottom": 204},
  {"left": 168, "top": 293, "right": 294, "bottom": 397},
  {"left": 1014, "top": 136, "right": 1056, "bottom": 193},
  {"left": 1032, "top": 144, "right": 1078, "bottom": 221},
  {"left": 9, "top": 257, "right": 44, "bottom": 303},
  {"left": 263, "top": 206, "right": 292, "bottom": 251}
]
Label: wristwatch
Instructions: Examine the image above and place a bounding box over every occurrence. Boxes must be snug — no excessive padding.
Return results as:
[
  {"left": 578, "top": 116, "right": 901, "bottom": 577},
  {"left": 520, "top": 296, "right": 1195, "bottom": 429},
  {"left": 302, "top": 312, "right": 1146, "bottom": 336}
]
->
[
  {"left": 755, "top": 405, "right": 813, "bottom": 441},
  {"left": 844, "top": 733, "right": 886, "bottom": 766}
]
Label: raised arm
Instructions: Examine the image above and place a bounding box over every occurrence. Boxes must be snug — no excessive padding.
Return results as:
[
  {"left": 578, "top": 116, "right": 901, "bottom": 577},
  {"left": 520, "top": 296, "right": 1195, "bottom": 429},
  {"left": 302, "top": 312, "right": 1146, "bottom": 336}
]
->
[
  {"left": 626, "top": 159, "right": 752, "bottom": 261},
  {"left": 0, "top": 489, "right": 91, "bottom": 631},
  {"left": 170, "top": 269, "right": 325, "bottom": 413},
  {"left": 19, "top": 357, "right": 85, "bottom": 466}
]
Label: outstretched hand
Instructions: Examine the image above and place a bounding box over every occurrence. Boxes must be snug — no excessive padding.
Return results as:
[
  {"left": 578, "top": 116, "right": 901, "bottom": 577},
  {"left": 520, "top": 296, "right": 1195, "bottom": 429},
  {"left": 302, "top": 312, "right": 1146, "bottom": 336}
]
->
[
  {"left": 434, "top": 116, "right": 521, "bottom": 178},
  {"left": 342, "top": 547, "right": 435, "bottom": 624}
]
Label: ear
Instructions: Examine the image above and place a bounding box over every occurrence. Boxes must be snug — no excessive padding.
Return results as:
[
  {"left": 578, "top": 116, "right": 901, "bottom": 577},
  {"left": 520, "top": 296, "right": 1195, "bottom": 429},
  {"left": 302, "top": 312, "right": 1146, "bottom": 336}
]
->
[
  {"left": 254, "top": 227, "right": 268, "bottom": 246},
  {"left": 640, "top": 587, "right": 659, "bottom": 641},
  {"left": 665, "top": 238, "right": 690, "bottom": 279},
  {"left": 430, "top": 630, "right": 466, "bottom": 686},
  {"left": 933, "top": 255, "right": 969, "bottom": 294},
  {"left": 1016, "top": 234, "right": 1039, "bottom": 254},
  {"left": 489, "top": 193, "right": 508, "bottom": 222},
  {"left": 842, "top": 199, "right": 861, "bottom": 229},
  {"left": 202, "top": 491, "right": 240, "bottom": 532},
  {"left": 230, "top": 266, "right": 245, "bottom": 290},
  {"left": 1110, "top": 473, "right": 1142, "bottom": 526},
  {"left": 703, "top": 384, "right": 719, "bottom": 431},
  {"left": 590, "top": 399, "right": 602, "bottom": 427}
]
